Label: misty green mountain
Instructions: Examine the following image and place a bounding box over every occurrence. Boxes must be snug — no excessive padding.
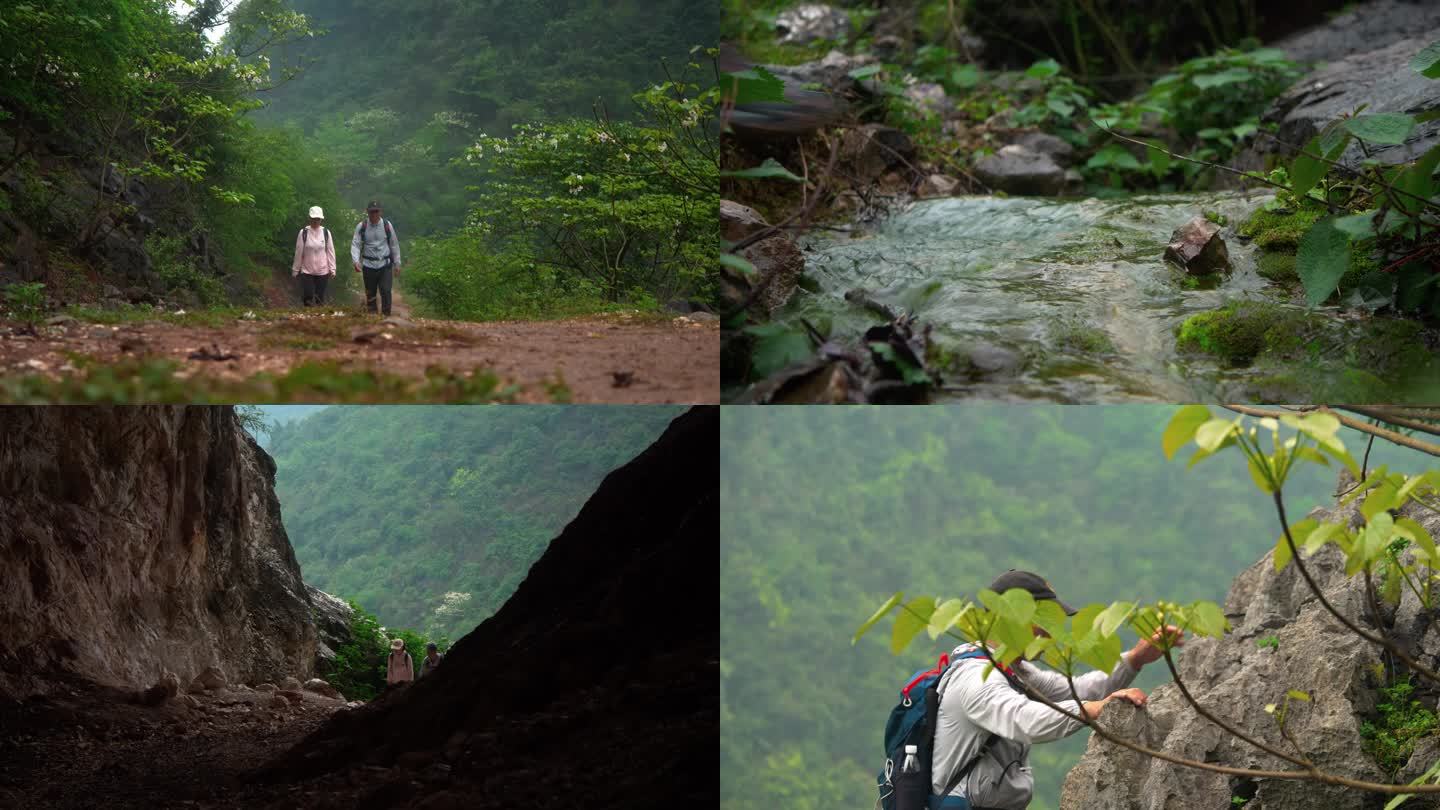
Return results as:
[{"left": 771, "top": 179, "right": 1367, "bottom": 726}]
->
[
  {"left": 265, "top": 405, "right": 682, "bottom": 640},
  {"left": 719, "top": 406, "right": 1428, "bottom": 810}
]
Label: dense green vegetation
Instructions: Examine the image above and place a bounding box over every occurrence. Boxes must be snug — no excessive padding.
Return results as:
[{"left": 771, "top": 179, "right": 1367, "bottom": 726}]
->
[
  {"left": 265, "top": 405, "right": 681, "bottom": 640},
  {"left": 324, "top": 599, "right": 447, "bottom": 701},
  {"left": 0, "top": 0, "right": 717, "bottom": 323},
  {"left": 720, "top": 406, "right": 1425, "bottom": 810}
]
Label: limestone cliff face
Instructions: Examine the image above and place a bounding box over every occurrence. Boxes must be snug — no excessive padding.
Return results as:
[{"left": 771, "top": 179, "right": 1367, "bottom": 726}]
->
[
  {"left": 1061, "top": 476, "right": 1440, "bottom": 810},
  {"left": 0, "top": 407, "right": 334, "bottom": 697}
]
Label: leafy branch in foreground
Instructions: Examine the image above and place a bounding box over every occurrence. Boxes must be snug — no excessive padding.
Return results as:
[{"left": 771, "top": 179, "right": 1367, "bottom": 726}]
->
[{"left": 858, "top": 405, "right": 1440, "bottom": 802}]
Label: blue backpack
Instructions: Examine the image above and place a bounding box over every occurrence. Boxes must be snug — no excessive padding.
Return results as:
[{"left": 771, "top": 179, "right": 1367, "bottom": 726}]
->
[{"left": 876, "top": 650, "right": 998, "bottom": 810}]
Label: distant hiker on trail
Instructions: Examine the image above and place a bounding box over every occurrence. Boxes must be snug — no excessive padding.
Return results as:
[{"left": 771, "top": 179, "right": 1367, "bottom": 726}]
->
[
  {"left": 292, "top": 206, "right": 336, "bottom": 307},
  {"left": 351, "top": 199, "right": 402, "bottom": 316},
  {"left": 922, "top": 570, "right": 1183, "bottom": 810},
  {"left": 386, "top": 638, "right": 414, "bottom": 685},
  {"left": 420, "top": 642, "right": 443, "bottom": 678}
]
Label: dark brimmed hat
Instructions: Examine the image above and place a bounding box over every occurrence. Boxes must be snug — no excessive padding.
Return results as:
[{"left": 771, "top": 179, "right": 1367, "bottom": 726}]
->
[
  {"left": 366, "top": 199, "right": 383, "bottom": 211},
  {"left": 989, "top": 570, "right": 1077, "bottom": 615}
]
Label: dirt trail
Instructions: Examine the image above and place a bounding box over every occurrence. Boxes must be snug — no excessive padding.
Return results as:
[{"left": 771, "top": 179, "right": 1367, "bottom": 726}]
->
[
  {"left": 0, "top": 296, "right": 719, "bottom": 402},
  {"left": 0, "top": 682, "right": 354, "bottom": 809}
]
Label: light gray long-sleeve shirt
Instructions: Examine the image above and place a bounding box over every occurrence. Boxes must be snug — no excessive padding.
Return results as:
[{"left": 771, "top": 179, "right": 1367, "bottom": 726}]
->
[
  {"left": 931, "top": 642, "right": 1138, "bottom": 809},
  {"left": 351, "top": 218, "right": 401, "bottom": 270}
]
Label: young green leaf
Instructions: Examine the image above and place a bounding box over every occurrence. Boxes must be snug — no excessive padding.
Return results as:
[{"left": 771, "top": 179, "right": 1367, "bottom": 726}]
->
[
  {"left": 1162, "top": 404, "right": 1212, "bottom": 460},
  {"left": 1188, "top": 600, "right": 1229, "bottom": 638},
  {"left": 854, "top": 591, "right": 904, "bottom": 645},
  {"left": 1026, "top": 59, "right": 1061, "bottom": 79},
  {"left": 746, "top": 323, "right": 813, "bottom": 378},
  {"left": 721, "top": 158, "right": 805, "bottom": 182},
  {"left": 1287, "top": 689, "right": 1311, "bottom": 702},
  {"left": 1296, "top": 218, "right": 1350, "bottom": 308},
  {"left": 891, "top": 596, "right": 937, "bottom": 654},
  {"left": 1096, "top": 601, "right": 1135, "bottom": 638},
  {"left": 1194, "top": 418, "right": 1237, "bottom": 452},
  {"left": 928, "top": 598, "right": 969, "bottom": 640},
  {"left": 719, "top": 253, "right": 756, "bottom": 276}
]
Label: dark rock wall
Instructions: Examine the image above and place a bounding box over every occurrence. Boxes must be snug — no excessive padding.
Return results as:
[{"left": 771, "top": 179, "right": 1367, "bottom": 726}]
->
[{"left": 0, "top": 407, "right": 323, "bottom": 697}]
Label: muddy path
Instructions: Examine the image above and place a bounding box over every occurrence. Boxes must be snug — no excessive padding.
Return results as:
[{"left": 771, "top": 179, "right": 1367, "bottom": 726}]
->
[{"left": 0, "top": 298, "right": 719, "bottom": 403}]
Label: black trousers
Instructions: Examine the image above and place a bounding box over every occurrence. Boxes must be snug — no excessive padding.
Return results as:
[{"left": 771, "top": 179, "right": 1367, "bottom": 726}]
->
[
  {"left": 299, "top": 273, "right": 329, "bottom": 306},
  {"left": 362, "top": 261, "right": 393, "bottom": 315}
]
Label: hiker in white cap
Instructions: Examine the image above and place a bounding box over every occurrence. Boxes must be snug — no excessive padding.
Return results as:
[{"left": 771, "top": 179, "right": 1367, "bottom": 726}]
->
[
  {"left": 291, "top": 205, "right": 336, "bottom": 307},
  {"left": 386, "top": 637, "right": 414, "bottom": 685}
]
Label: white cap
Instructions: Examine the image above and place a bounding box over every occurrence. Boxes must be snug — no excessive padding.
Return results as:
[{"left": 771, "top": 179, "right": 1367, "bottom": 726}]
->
[
  {"left": 308, "top": 206, "right": 324, "bottom": 219},
  {"left": 904, "top": 744, "right": 918, "bottom": 754}
]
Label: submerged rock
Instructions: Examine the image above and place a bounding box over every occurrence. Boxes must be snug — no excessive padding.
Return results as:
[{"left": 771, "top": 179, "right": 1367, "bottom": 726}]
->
[
  {"left": 973, "top": 144, "right": 1067, "bottom": 196},
  {"left": 720, "top": 200, "right": 804, "bottom": 315},
  {"left": 1163, "top": 216, "right": 1231, "bottom": 275}
]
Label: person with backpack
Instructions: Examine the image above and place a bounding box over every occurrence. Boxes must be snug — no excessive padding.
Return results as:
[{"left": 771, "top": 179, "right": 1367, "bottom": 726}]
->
[
  {"left": 350, "top": 199, "right": 402, "bottom": 316},
  {"left": 291, "top": 206, "right": 336, "bottom": 306},
  {"left": 879, "top": 570, "right": 1182, "bottom": 810},
  {"left": 420, "top": 641, "right": 443, "bottom": 678},
  {"left": 386, "top": 638, "right": 414, "bottom": 685}
]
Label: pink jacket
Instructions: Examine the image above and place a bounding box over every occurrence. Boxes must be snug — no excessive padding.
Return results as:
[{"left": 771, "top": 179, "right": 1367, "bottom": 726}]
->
[
  {"left": 292, "top": 225, "right": 336, "bottom": 276},
  {"left": 386, "top": 651, "right": 414, "bottom": 684}
]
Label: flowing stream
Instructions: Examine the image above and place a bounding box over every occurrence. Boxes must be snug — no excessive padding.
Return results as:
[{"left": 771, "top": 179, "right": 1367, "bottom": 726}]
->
[{"left": 784, "top": 191, "right": 1284, "bottom": 402}]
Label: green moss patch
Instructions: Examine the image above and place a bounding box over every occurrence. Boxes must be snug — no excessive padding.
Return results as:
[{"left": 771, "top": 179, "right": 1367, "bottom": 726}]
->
[
  {"left": 1237, "top": 206, "right": 1325, "bottom": 251},
  {"left": 1175, "top": 301, "right": 1317, "bottom": 366}
]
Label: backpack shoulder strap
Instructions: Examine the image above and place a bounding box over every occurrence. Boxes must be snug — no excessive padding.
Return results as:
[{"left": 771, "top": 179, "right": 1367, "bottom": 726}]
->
[
  {"left": 934, "top": 649, "right": 1004, "bottom": 801},
  {"left": 384, "top": 219, "right": 392, "bottom": 236}
]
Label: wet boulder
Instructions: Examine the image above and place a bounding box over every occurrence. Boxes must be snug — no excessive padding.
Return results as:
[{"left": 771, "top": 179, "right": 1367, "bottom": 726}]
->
[
  {"left": 720, "top": 200, "right": 804, "bottom": 315},
  {"left": 972, "top": 144, "right": 1067, "bottom": 196},
  {"left": 917, "top": 174, "right": 961, "bottom": 199},
  {"left": 774, "top": 4, "right": 850, "bottom": 45},
  {"left": 1007, "top": 131, "right": 1074, "bottom": 167},
  {"left": 1164, "top": 216, "right": 1231, "bottom": 276}
]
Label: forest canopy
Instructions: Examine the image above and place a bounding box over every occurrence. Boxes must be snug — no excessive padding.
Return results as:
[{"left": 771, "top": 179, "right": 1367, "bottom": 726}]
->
[{"left": 263, "top": 405, "right": 682, "bottom": 640}]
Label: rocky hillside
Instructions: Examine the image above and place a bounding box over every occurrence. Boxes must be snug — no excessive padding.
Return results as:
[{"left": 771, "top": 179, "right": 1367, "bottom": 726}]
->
[
  {"left": 254, "top": 405, "right": 718, "bottom": 809},
  {"left": 1061, "top": 473, "right": 1440, "bottom": 809},
  {"left": 0, "top": 406, "right": 347, "bottom": 697}
]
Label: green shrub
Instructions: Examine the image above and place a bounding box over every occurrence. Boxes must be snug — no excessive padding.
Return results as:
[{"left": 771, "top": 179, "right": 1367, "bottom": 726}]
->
[
  {"left": 324, "top": 600, "right": 449, "bottom": 702},
  {"left": 1361, "top": 679, "right": 1438, "bottom": 776},
  {"left": 2, "top": 282, "right": 47, "bottom": 324}
]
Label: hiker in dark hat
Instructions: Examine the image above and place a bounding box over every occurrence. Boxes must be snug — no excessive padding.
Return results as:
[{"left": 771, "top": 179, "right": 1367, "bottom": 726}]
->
[
  {"left": 928, "top": 570, "right": 1183, "bottom": 809},
  {"left": 420, "top": 641, "right": 443, "bottom": 678},
  {"left": 350, "top": 199, "right": 402, "bottom": 316}
]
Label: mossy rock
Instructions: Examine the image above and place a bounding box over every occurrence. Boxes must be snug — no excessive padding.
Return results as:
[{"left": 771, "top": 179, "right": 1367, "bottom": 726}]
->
[
  {"left": 1175, "top": 300, "right": 1316, "bottom": 366},
  {"left": 1256, "top": 252, "right": 1297, "bottom": 283},
  {"left": 1237, "top": 206, "right": 1325, "bottom": 251}
]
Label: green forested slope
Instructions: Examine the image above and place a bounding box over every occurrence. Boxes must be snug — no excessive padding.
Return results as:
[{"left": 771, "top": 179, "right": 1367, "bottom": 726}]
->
[
  {"left": 719, "top": 406, "right": 1428, "bottom": 810},
  {"left": 267, "top": 405, "right": 682, "bottom": 639},
  {"left": 254, "top": 0, "right": 718, "bottom": 233}
]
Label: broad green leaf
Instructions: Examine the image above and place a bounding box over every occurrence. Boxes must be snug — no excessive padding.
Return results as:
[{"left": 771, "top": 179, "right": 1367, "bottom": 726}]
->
[
  {"left": 720, "top": 158, "right": 805, "bottom": 182},
  {"left": 1195, "top": 418, "right": 1237, "bottom": 452},
  {"left": 1023, "top": 635, "right": 1053, "bottom": 661},
  {"left": 951, "top": 64, "right": 981, "bottom": 89},
  {"left": 1148, "top": 141, "right": 1171, "bottom": 176},
  {"left": 1162, "top": 404, "right": 1211, "bottom": 460},
  {"left": 1395, "top": 473, "right": 1428, "bottom": 507},
  {"left": 1187, "top": 445, "right": 1214, "bottom": 468},
  {"left": 724, "top": 66, "right": 786, "bottom": 105},
  {"left": 1192, "top": 68, "right": 1252, "bottom": 89},
  {"left": 1034, "top": 599, "right": 1069, "bottom": 637},
  {"left": 928, "top": 598, "right": 969, "bottom": 640},
  {"left": 1293, "top": 446, "right": 1331, "bottom": 468},
  {"left": 1386, "top": 750, "right": 1440, "bottom": 808},
  {"left": 1189, "top": 600, "right": 1228, "bottom": 638},
  {"left": 1297, "top": 412, "right": 1341, "bottom": 441},
  {"left": 1318, "top": 120, "right": 1352, "bottom": 156},
  {"left": 1086, "top": 143, "right": 1142, "bottom": 171},
  {"left": 1317, "top": 436, "right": 1360, "bottom": 478},
  {"left": 1296, "top": 218, "right": 1350, "bottom": 307},
  {"left": 1411, "top": 39, "right": 1440, "bottom": 79},
  {"left": 891, "top": 596, "right": 936, "bottom": 654},
  {"left": 993, "top": 617, "right": 1034, "bottom": 666},
  {"left": 997, "top": 588, "right": 1038, "bottom": 626},
  {"left": 1075, "top": 630, "right": 1123, "bottom": 673},
  {"left": 1397, "top": 517, "right": 1438, "bottom": 561},
  {"left": 854, "top": 591, "right": 904, "bottom": 645},
  {"left": 1361, "top": 478, "right": 1399, "bottom": 521},
  {"left": 1303, "top": 521, "right": 1344, "bottom": 555},
  {"left": 1047, "top": 98, "right": 1075, "bottom": 118},
  {"left": 1344, "top": 113, "right": 1417, "bottom": 145},
  {"left": 1333, "top": 210, "right": 1379, "bottom": 240},
  {"left": 1026, "top": 59, "right": 1061, "bottom": 79},
  {"left": 1274, "top": 531, "right": 1294, "bottom": 571},
  {"left": 1096, "top": 601, "right": 1135, "bottom": 637},
  {"left": 1071, "top": 603, "right": 1103, "bottom": 638},
  {"left": 746, "top": 323, "right": 813, "bottom": 377},
  {"left": 719, "top": 252, "right": 756, "bottom": 276},
  {"left": 1398, "top": 143, "right": 1440, "bottom": 211}
]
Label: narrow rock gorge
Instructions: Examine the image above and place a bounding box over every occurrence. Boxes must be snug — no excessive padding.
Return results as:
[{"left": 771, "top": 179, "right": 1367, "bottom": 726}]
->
[
  {"left": 1061, "top": 474, "right": 1440, "bottom": 809},
  {"left": 0, "top": 405, "right": 716, "bottom": 809}
]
